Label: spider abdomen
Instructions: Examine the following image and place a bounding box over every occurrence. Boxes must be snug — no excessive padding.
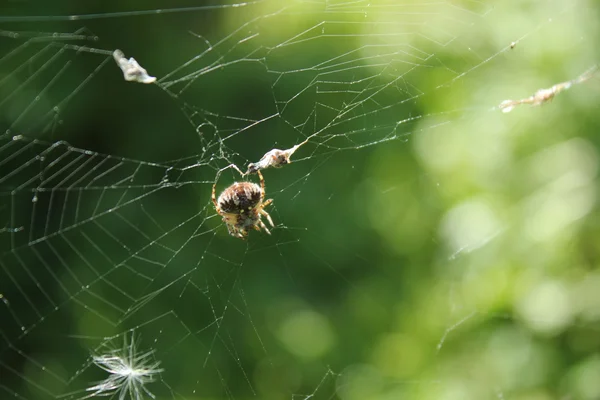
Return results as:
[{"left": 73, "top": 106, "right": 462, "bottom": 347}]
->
[
  {"left": 212, "top": 169, "right": 274, "bottom": 239},
  {"left": 217, "top": 182, "right": 262, "bottom": 214}
]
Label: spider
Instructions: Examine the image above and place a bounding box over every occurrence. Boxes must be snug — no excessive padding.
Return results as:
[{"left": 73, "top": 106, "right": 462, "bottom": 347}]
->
[{"left": 212, "top": 169, "right": 274, "bottom": 239}]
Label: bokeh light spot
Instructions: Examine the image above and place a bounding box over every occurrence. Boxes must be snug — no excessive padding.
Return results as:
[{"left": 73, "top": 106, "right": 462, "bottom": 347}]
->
[
  {"left": 276, "top": 310, "right": 335, "bottom": 360},
  {"left": 516, "top": 280, "right": 573, "bottom": 335}
]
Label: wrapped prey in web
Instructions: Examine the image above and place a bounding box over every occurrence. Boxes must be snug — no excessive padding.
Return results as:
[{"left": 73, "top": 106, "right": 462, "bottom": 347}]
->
[
  {"left": 245, "top": 143, "right": 303, "bottom": 175},
  {"left": 113, "top": 49, "right": 156, "bottom": 84},
  {"left": 499, "top": 65, "right": 598, "bottom": 113}
]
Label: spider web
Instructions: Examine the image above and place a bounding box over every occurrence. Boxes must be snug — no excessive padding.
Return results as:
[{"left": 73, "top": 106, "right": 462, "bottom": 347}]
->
[{"left": 1, "top": 0, "right": 599, "bottom": 399}]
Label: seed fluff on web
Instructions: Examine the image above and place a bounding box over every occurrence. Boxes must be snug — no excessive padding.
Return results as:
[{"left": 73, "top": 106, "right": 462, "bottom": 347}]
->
[{"left": 84, "top": 333, "right": 163, "bottom": 400}]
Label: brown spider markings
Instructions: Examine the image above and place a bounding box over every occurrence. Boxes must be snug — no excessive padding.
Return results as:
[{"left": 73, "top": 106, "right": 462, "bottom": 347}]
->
[{"left": 211, "top": 170, "right": 274, "bottom": 239}]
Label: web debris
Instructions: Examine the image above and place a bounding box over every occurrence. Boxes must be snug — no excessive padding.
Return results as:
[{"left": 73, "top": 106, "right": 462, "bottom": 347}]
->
[
  {"left": 113, "top": 49, "right": 156, "bottom": 84},
  {"left": 84, "top": 333, "right": 163, "bottom": 400},
  {"left": 498, "top": 65, "right": 598, "bottom": 113},
  {"left": 245, "top": 141, "right": 305, "bottom": 175},
  {"left": 0, "top": 226, "right": 24, "bottom": 234}
]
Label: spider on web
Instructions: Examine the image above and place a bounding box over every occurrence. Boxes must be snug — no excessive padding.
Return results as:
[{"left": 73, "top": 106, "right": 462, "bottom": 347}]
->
[
  {"left": 212, "top": 165, "right": 274, "bottom": 239},
  {"left": 212, "top": 140, "right": 308, "bottom": 238}
]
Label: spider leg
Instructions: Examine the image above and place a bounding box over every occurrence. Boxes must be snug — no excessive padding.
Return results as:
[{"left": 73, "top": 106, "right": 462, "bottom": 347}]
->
[
  {"left": 212, "top": 182, "right": 219, "bottom": 211},
  {"left": 258, "top": 219, "right": 271, "bottom": 235},
  {"left": 260, "top": 209, "right": 274, "bottom": 227},
  {"left": 258, "top": 170, "right": 266, "bottom": 202},
  {"left": 217, "top": 163, "right": 245, "bottom": 179},
  {"left": 228, "top": 225, "right": 246, "bottom": 240}
]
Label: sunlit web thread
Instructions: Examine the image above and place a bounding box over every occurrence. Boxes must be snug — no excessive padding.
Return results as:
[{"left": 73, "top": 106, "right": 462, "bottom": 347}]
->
[{"left": 0, "top": 2, "right": 266, "bottom": 23}]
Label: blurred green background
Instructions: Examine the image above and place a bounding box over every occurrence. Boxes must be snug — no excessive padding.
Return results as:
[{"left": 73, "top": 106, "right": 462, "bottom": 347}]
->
[{"left": 1, "top": 0, "right": 600, "bottom": 399}]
